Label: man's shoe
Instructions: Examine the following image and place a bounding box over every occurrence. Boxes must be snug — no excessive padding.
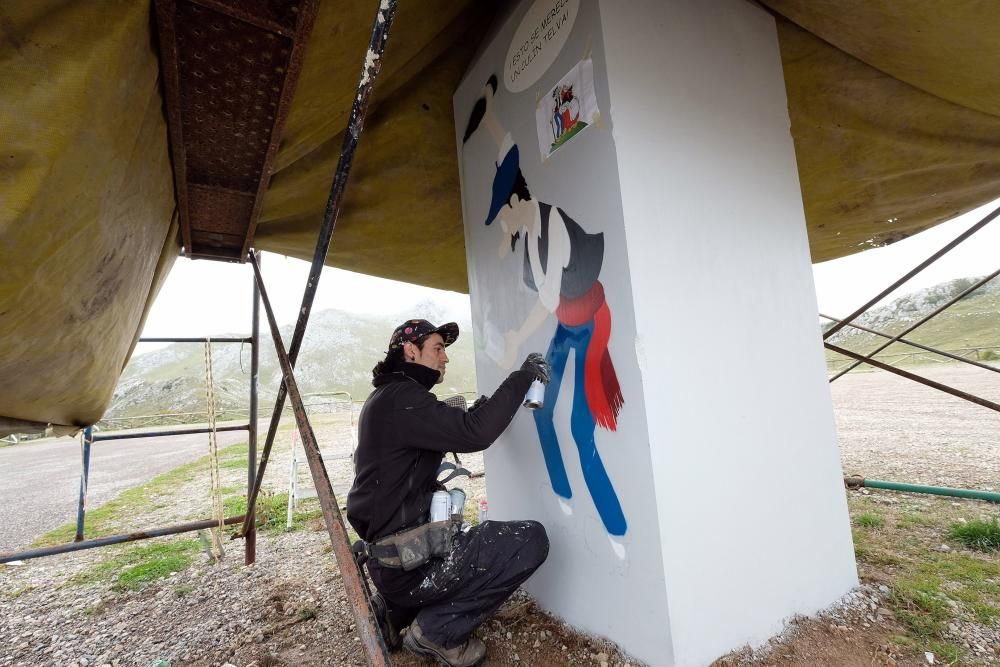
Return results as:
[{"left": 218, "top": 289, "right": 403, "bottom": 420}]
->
[
  {"left": 370, "top": 592, "right": 403, "bottom": 650},
  {"left": 402, "top": 621, "right": 486, "bottom": 667}
]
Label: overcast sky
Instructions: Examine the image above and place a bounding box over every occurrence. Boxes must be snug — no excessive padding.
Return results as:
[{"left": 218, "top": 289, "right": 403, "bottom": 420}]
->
[
  {"left": 140, "top": 198, "right": 999, "bottom": 349},
  {"left": 812, "top": 198, "right": 999, "bottom": 316}
]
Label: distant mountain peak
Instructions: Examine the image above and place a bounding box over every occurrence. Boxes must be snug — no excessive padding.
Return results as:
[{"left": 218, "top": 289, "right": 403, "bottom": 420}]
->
[{"left": 113, "top": 307, "right": 476, "bottom": 419}]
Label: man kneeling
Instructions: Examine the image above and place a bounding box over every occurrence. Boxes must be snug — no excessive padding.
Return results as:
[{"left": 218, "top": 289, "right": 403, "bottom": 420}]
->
[{"left": 346, "top": 319, "right": 551, "bottom": 667}]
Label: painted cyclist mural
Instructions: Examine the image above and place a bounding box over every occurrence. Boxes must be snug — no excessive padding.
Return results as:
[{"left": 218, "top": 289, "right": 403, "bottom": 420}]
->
[{"left": 463, "top": 75, "right": 627, "bottom": 540}]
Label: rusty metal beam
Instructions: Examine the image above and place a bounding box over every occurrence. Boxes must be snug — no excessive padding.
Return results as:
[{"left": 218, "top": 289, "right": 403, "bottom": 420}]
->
[
  {"left": 154, "top": 0, "right": 320, "bottom": 260},
  {"left": 249, "top": 253, "right": 389, "bottom": 665},
  {"left": 242, "top": 0, "right": 398, "bottom": 547},
  {"left": 822, "top": 204, "right": 1000, "bottom": 341},
  {"left": 828, "top": 267, "right": 1000, "bottom": 381},
  {"left": 820, "top": 314, "right": 1000, "bottom": 375},
  {"left": 0, "top": 516, "right": 245, "bottom": 564},
  {"left": 139, "top": 337, "right": 251, "bottom": 343},
  {"left": 825, "top": 343, "right": 1000, "bottom": 412},
  {"left": 91, "top": 424, "right": 249, "bottom": 441}
]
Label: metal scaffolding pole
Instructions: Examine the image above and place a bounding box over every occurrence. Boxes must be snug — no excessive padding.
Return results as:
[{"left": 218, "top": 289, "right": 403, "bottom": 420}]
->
[
  {"left": 241, "top": 0, "right": 398, "bottom": 545},
  {"left": 250, "top": 253, "right": 390, "bottom": 666},
  {"left": 247, "top": 259, "right": 260, "bottom": 565},
  {"left": 823, "top": 204, "right": 1000, "bottom": 341},
  {"left": 0, "top": 516, "right": 246, "bottom": 564},
  {"left": 74, "top": 427, "right": 94, "bottom": 542},
  {"left": 139, "top": 337, "right": 251, "bottom": 343},
  {"left": 91, "top": 424, "right": 249, "bottom": 442},
  {"left": 828, "top": 267, "right": 1000, "bottom": 381}
]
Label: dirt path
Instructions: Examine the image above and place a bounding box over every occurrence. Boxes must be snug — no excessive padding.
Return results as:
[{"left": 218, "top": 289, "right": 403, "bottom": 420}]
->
[
  {"left": 0, "top": 424, "right": 247, "bottom": 552},
  {"left": 831, "top": 364, "right": 1000, "bottom": 490}
]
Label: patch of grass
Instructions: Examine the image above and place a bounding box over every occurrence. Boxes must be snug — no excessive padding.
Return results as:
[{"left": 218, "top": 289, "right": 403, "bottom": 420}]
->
[
  {"left": 223, "top": 491, "right": 320, "bottom": 533},
  {"left": 893, "top": 636, "right": 963, "bottom": 666},
  {"left": 70, "top": 558, "right": 125, "bottom": 586},
  {"left": 947, "top": 518, "right": 1000, "bottom": 552},
  {"left": 174, "top": 584, "right": 194, "bottom": 598},
  {"left": 846, "top": 493, "right": 1000, "bottom": 662},
  {"left": 223, "top": 494, "right": 247, "bottom": 517},
  {"left": 856, "top": 512, "right": 886, "bottom": 529},
  {"left": 851, "top": 527, "right": 870, "bottom": 561},
  {"left": 116, "top": 554, "right": 190, "bottom": 591},
  {"left": 891, "top": 574, "right": 950, "bottom": 639},
  {"left": 71, "top": 539, "right": 200, "bottom": 590},
  {"left": 968, "top": 600, "right": 1000, "bottom": 625},
  {"left": 863, "top": 549, "right": 903, "bottom": 567},
  {"left": 33, "top": 442, "right": 249, "bottom": 547},
  {"left": 219, "top": 443, "right": 252, "bottom": 470},
  {"left": 887, "top": 549, "right": 1000, "bottom": 658},
  {"left": 5, "top": 585, "right": 34, "bottom": 598},
  {"left": 922, "top": 553, "right": 1000, "bottom": 624},
  {"left": 896, "top": 512, "right": 934, "bottom": 530}
]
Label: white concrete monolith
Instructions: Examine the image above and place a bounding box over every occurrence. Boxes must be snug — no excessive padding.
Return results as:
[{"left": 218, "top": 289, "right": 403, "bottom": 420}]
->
[{"left": 453, "top": 1, "right": 857, "bottom": 664}]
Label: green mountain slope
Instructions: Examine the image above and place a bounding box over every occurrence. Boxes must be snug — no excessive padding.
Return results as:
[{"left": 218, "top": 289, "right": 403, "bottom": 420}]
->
[{"left": 824, "top": 277, "right": 1000, "bottom": 370}]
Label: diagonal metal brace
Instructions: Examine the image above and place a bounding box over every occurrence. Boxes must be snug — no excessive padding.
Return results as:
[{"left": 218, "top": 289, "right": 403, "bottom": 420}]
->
[
  {"left": 240, "top": 0, "right": 398, "bottom": 545},
  {"left": 250, "top": 253, "right": 390, "bottom": 666}
]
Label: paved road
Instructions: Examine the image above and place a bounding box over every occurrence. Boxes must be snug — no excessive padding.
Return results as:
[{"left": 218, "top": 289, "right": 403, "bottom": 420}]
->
[{"left": 0, "top": 425, "right": 248, "bottom": 553}]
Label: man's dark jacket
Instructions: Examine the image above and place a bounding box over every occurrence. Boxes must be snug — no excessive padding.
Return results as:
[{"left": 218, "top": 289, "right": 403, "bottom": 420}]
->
[{"left": 346, "top": 362, "right": 534, "bottom": 544}]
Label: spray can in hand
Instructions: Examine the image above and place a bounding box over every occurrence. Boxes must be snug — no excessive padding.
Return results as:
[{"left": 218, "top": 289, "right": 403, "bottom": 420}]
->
[
  {"left": 521, "top": 352, "right": 549, "bottom": 410},
  {"left": 523, "top": 379, "right": 545, "bottom": 410}
]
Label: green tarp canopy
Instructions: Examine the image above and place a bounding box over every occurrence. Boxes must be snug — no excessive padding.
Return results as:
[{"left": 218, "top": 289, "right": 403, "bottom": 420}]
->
[{"left": 1, "top": 0, "right": 998, "bottom": 432}]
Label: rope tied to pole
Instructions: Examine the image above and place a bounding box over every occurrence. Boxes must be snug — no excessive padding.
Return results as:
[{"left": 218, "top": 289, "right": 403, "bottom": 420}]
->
[{"left": 204, "top": 338, "right": 225, "bottom": 561}]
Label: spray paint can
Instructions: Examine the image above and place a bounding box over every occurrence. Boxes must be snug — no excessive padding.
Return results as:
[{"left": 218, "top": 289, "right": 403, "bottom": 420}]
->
[
  {"left": 478, "top": 499, "right": 489, "bottom": 524},
  {"left": 430, "top": 490, "right": 451, "bottom": 522},
  {"left": 523, "top": 379, "right": 545, "bottom": 410},
  {"left": 448, "top": 488, "right": 466, "bottom": 519}
]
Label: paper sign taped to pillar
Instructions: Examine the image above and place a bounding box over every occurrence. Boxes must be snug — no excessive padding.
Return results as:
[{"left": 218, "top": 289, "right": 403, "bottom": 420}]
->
[{"left": 535, "top": 58, "right": 599, "bottom": 159}]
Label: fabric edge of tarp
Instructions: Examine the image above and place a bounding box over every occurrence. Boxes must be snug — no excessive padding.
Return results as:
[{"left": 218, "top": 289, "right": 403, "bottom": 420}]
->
[{"left": 773, "top": 16, "right": 1000, "bottom": 264}]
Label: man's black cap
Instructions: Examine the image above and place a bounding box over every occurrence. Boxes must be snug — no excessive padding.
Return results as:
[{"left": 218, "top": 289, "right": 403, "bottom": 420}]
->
[{"left": 388, "top": 319, "right": 459, "bottom": 352}]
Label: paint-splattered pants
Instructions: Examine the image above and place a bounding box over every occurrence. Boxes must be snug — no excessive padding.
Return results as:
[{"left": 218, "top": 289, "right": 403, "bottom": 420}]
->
[{"left": 369, "top": 520, "right": 549, "bottom": 649}]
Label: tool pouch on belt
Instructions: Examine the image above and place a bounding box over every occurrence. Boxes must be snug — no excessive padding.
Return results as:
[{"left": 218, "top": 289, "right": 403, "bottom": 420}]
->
[{"left": 362, "top": 518, "right": 461, "bottom": 571}]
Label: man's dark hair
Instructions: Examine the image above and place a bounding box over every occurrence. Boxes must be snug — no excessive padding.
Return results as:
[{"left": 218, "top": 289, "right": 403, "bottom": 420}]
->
[{"left": 372, "top": 336, "right": 427, "bottom": 379}]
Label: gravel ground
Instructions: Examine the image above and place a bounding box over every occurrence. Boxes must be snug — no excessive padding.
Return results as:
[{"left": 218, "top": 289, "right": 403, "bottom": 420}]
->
[
  {"left": 1, "top": 366, "right": 997, "bottom": 666},
  {"left": 831, "top": 364, "right": 1000, "bottom": 490}
]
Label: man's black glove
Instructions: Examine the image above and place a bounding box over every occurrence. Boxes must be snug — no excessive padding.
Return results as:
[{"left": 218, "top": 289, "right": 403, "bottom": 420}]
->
[
  {"left": 468, "top": 395, "right": 488, "bottom": 412},
  {"left": 520, "top": 352, "right": 552, "bottom": 384}
]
